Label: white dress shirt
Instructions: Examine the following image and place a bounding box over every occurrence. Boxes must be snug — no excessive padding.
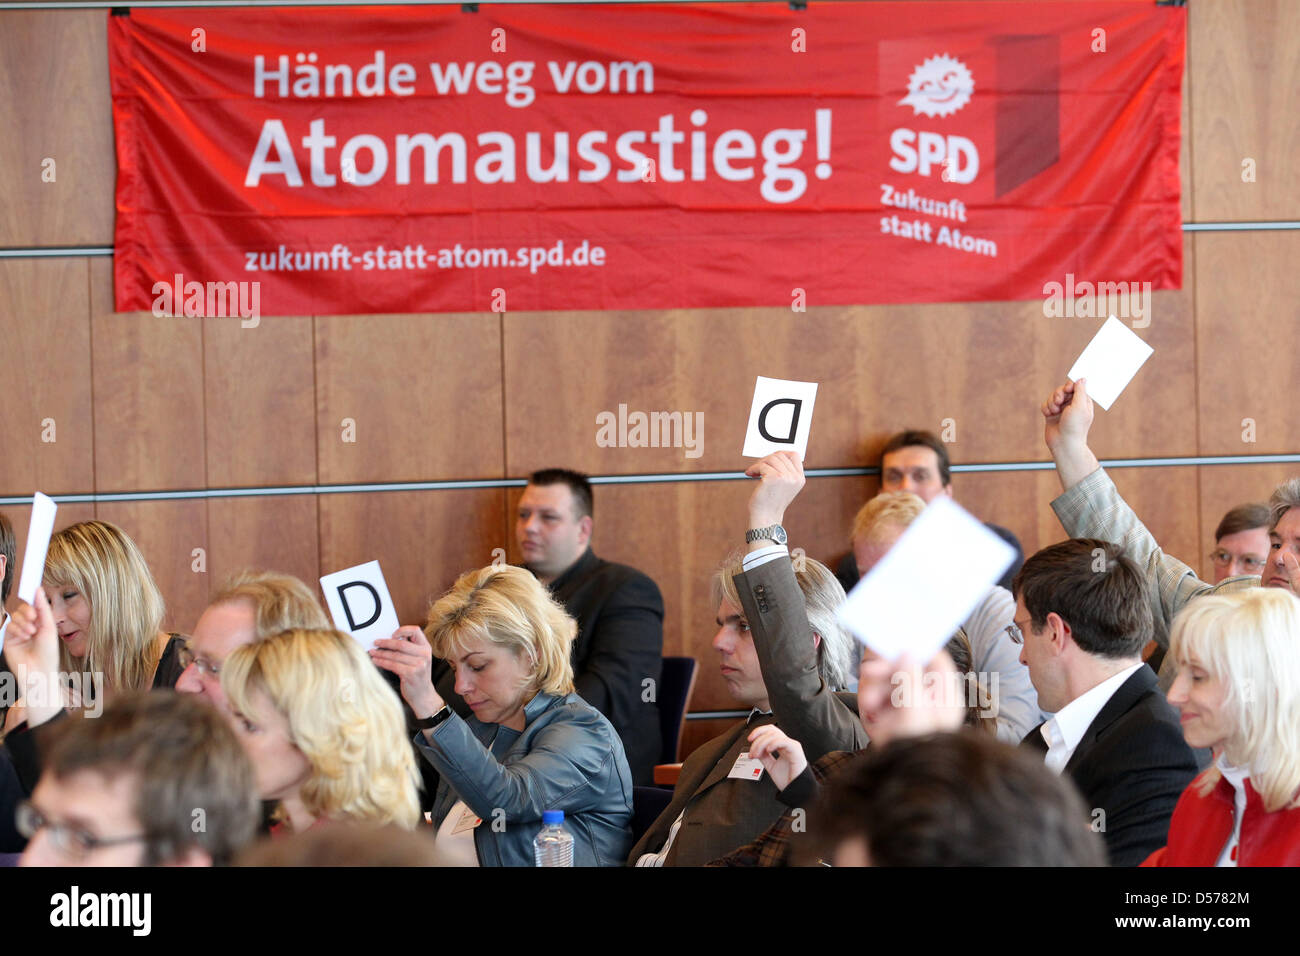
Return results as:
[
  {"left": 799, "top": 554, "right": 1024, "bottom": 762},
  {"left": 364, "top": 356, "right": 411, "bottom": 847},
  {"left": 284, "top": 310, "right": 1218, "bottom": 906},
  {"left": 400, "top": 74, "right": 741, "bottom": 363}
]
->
[
  {"left": 1040, "top": 662, "right": 1144, "bottom": 774},
  {"left": 1214, "top": 758, "right": 1250, "bottom": 868}
]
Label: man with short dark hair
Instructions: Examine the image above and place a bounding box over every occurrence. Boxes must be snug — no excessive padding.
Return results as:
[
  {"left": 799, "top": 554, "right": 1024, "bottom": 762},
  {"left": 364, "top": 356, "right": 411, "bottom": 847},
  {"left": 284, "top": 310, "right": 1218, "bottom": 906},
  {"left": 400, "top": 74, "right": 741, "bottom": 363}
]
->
[
  {"left": 1010, "top": 538, "right": 1200, "bottom": 866},
  {"left": 433, "top": 467, "right": 665, "bottom": 785},
  {"left": 1210, "top": 502, "right": 1271, "bottom": 583},
  {"left": 811, "top": 732, "right": 1106, "bottom": 867},
  {"left": 18, "top": 692, "right": 260, "bottom": 866},
  {"left": 836, "top": 430, "right": 1023, "bottom": 593}
]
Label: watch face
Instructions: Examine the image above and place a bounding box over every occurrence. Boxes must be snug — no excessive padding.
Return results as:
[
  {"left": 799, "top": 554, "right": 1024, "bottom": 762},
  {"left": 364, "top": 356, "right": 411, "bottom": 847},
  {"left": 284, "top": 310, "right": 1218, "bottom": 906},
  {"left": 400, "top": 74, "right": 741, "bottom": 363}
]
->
[{"left": 773, "top": 526, "right": 788, "bottom": 545}]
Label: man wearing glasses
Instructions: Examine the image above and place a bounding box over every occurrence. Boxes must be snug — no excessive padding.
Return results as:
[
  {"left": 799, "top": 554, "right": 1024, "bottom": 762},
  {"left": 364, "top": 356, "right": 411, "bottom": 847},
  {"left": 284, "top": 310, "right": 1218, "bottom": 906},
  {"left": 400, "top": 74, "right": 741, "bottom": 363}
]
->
[
  {"left": 175, "top": 570, "right": 330, "bottom": 709},
  {"left": 1208, "top": 503, "right": 1271, "bottom": 583},
  {"left": 18, "top": 692, "right": 259, "bottom": 866},
  {"left": 1008, "top": 538, "right": 1200, "bottom": 866}
]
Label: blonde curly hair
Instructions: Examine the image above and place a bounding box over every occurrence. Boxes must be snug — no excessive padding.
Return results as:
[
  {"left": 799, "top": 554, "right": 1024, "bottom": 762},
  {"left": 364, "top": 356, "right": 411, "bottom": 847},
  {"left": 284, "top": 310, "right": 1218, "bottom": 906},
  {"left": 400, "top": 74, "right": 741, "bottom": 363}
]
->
[{"left": 221, "top": 628, "right": 421, "bottom": 829}]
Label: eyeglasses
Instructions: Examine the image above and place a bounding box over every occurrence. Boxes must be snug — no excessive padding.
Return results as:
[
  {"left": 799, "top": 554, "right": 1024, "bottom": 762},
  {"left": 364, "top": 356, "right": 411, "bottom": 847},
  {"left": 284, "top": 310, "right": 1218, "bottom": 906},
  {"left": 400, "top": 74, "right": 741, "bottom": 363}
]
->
[
  {"left": 1004, "top": 622, "right": 1025, "bottom": 645},
  {"left": 1209, "top": 550, "right": 1267, "bottom": 573},
  {"left": 177, "top": 643, "right": 221, "bottom": 678},
  {"left": 15, "top": 801, "right": 151, "bottom": 861}
]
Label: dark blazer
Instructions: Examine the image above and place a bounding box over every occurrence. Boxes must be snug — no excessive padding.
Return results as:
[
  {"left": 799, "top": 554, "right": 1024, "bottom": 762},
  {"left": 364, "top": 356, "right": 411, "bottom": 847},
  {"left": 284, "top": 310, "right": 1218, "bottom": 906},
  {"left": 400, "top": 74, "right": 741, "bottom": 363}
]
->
[
  {"left": 435, "top": 548, "right": 664, "bottom": 786},
  {"left": 627, "top": 555, "right": 865, "bottom": 866},
  {"left": 1021, "top": 665, "right": 1199, "bottom": 867},
  {"left": 627, "top": 713, "right": 782, "bottom": 866}
]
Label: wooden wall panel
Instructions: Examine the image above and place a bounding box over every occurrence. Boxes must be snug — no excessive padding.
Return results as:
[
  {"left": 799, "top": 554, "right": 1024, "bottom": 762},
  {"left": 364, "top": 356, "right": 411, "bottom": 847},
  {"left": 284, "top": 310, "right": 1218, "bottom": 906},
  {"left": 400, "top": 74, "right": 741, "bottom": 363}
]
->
[
  {"left": 204, "top": 316, "right": 317, "bottom": 487},
  {"left": 90, "top": 258, "right": 206, "bottom": 492},
  {"left": 314, "top": 315, "right": 505, "bottom": 484},
  {"left": 959, "top": 466, "right": 1203, "bottom": 578},
  {"left": 95, "top": 500, "right": 209, "bottom": 637},
  {"left": 0, "top": 259, "right": 94, "bottom": 496},
  {"left": 504, "top": 239, "right": 1196, "bottom": 477},
  {"left": 0, "top": 11, "right": 113, "bottom": 247},
  {"left": 1190, "top": 0, "right": 1300, "bottom": 220},
  {"left": 1194, "top": 231, "right": 1300, "bottom": 455},
  {"left": 1198, "top": 464, "right": 1297, "bottom": 582},
  {"left": 204, "top": 495, "right": 320, "bottom": 598},
  {"left": 317, "top": 489, "right": 507, "bottom": 627}
]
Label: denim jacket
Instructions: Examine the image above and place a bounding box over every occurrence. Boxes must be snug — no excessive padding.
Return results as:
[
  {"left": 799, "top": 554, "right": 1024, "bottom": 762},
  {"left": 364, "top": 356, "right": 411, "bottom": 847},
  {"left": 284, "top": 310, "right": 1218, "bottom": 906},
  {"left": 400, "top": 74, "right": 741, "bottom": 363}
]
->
[{"left": 418, "top": 691, "right": 633, "bottom": 866}]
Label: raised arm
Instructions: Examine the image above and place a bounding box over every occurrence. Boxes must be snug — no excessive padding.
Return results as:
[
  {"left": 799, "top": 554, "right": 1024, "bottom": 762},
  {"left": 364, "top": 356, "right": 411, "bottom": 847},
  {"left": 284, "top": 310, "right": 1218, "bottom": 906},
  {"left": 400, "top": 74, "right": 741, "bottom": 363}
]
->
[
  {"left": 734, "top": 453, "right": 866, "bottom": 761},
  {"left": 1042, "top": 379, "right": 1213, "bottom": 644}
]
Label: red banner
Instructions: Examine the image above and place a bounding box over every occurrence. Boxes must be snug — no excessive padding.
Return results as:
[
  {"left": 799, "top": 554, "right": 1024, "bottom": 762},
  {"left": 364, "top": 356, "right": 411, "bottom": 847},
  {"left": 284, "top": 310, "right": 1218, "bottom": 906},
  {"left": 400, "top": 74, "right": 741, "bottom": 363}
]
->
[{"left": 109, "top": 2, "right": 1184, "bottom": 316}]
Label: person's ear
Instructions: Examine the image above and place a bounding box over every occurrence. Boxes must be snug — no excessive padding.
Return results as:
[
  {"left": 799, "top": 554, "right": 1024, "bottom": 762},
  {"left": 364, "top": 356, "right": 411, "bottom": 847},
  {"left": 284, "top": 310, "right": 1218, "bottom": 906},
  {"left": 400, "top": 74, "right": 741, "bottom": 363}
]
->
[
  {"left": 1044, "top": 612, "right": 1072, "bottom": 654},
  {"left": 577, "top": 514, "right": 593, "bottom": 544},
  {"left": 942, "top": 483, "right": 954, "bottom": 498},
  {"left": 812, "top": 631, "right": 822, "bottom": 650}
]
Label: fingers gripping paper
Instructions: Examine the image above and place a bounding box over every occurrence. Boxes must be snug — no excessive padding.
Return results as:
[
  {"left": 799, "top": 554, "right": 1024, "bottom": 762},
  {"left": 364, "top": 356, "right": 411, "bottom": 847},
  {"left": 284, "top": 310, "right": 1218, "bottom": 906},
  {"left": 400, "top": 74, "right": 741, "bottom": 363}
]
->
[{"left": 836, "top": 497, "right": 1015, "bottom": 661}]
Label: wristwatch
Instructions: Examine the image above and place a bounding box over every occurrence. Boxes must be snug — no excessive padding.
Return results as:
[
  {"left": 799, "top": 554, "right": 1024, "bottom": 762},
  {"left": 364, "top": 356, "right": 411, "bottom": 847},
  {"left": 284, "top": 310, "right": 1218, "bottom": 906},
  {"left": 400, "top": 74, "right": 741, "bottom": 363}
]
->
[
  {"left": 745, "top": 524, "right": 788, "bottom": 545},
  {"left": 415, "top": 706, "right": 452, "bottom": 730}
]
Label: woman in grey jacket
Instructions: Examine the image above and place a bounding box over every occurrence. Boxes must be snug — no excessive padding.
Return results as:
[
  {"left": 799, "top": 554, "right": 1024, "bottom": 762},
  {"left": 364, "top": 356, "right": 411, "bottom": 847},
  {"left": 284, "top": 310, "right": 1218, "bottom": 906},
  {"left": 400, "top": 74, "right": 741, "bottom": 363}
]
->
[{"left": 370, "top": 564, "right": 633, "bottom": 866}]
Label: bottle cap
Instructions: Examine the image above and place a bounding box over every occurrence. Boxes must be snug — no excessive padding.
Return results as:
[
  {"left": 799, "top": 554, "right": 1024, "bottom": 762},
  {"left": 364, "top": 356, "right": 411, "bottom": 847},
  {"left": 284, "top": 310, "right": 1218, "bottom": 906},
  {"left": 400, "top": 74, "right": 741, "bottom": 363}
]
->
[{"left": 542, "top": 810, "right": 564, "bottom": 825}]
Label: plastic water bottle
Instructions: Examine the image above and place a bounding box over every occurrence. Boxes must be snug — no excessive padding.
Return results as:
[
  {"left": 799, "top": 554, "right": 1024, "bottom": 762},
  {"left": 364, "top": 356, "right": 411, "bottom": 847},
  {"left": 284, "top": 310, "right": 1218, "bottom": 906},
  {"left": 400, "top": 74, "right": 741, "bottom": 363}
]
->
[{"left": 533, "top": 810, "right": 574, "bottom": 867}]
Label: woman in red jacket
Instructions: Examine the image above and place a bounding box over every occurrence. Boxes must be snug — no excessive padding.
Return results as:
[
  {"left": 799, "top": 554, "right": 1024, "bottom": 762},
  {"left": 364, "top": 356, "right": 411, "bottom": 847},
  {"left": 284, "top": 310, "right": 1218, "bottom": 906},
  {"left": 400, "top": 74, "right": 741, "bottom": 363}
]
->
[{"left": 1144, "top": 588, "right": 1300, "bottom": 866}]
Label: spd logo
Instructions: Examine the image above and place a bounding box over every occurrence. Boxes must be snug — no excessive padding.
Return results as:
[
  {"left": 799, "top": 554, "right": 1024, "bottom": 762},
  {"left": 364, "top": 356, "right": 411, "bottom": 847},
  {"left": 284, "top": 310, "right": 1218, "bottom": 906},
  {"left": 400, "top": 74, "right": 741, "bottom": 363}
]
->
[{"left": 898, "top": 54, "right": 974, "bottom": 118}]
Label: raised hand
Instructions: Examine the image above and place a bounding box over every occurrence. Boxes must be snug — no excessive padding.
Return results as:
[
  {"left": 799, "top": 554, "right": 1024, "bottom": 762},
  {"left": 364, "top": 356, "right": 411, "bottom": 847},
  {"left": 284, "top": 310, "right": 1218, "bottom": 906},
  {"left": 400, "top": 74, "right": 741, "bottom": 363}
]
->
[
  {"left": 4, "top": 587, "right": 64, "bottom": 729},
  {"left": 743, "top": 451, "right": 805, "bottom": 535},
  {"left": 369, "top": 625, "right": 444, "bottom": 720},
  {"left": 1041, "top": 378, "right": 1101, "bottom": 491},
  {"left": 856, "top": 650, "right": 966, "bottom": 749}
]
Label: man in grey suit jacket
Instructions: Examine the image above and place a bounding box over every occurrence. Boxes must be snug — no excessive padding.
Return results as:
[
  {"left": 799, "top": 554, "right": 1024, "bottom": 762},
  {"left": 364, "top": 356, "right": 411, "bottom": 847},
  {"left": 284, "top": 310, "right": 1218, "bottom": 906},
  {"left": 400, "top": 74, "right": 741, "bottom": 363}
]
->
[
  {"left": 1041, "top": 378, "right": 1297, "bottom": 688},
  {"left": 628, "top": 452, "right": 864, "bottom": 866}
]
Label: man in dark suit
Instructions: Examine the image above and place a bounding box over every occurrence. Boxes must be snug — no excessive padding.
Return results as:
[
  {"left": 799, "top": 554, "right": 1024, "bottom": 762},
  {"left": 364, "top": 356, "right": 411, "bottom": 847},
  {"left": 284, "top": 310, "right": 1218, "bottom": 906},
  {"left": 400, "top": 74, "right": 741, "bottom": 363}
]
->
[
  {"left": 433, "top": 468, "right": 665, "bottom": 785},
  {"left": 628, "top": 452, "right": 863, "bottom": 865},
  {"left": 1010, "top": 538, "right": 1201, "bottom": 866}
]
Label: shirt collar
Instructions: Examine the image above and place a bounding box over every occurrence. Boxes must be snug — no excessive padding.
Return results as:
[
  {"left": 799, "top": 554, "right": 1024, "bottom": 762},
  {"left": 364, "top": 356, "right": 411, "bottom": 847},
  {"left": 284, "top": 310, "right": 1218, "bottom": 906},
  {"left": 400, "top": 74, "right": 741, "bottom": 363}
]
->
[
  {"left": 1216, "top": 754, "right": 1251, "bottom": 792},
  {"left": 746, "top": 707, "right": 773, "bottom": 725},
  {"left": 1043, "top": 662, "right": 1144, "bottom": 757}
]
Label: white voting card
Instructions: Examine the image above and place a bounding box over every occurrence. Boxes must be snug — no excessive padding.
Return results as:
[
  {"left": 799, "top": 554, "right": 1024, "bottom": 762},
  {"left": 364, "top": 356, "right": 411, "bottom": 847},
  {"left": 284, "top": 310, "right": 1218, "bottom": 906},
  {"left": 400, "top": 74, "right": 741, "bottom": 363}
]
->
[
  {"left": 1067, "top": 315, "right": 1154, "bottom": 411},
  {"left": 836, "top": 497, "right": 1015, "bottom": 661},
  {"left": 742, "top": 376, "right": 818, "bottom": 460},
  {"left": 320, "top": 560, "right": 401, "bottom": 650},
  {"left": 17, "top": 492, "right": 58, "bottom": 605}
]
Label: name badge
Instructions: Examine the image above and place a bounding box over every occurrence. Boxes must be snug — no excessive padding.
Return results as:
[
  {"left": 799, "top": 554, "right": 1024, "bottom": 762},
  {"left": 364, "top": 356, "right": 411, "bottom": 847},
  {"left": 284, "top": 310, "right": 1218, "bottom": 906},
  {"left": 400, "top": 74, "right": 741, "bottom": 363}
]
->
[
  {"left": 451, "top": 805, "right": 483, "bottom": 834},
  {"left": 727, "top": 752, "right": 765, "bottom": 781}
]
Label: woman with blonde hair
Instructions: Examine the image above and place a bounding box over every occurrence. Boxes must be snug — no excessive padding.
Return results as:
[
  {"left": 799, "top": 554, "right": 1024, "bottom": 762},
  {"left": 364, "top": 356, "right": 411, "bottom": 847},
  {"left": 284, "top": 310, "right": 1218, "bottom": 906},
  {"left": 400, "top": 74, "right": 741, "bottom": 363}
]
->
[
  {"left": 1143, "top": 589, "right": 1300, "bottom": 866},
  {"left": 371, "top": 564, "right": 633, "bottom": 866},
  {"left": 221, "top": 628, "right": 420, "bottom": 834},
  {"left": 3, "top": 520, "right": 183, "bottom": 733}
]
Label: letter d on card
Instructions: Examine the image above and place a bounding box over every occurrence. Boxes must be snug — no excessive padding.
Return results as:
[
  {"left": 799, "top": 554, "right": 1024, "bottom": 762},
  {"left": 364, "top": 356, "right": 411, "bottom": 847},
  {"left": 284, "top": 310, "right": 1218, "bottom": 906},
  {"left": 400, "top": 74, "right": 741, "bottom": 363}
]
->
[
  {"left": 320, "top": 560, "right": 401, "bottom": 650},
  {"left": 742, "top": 376, "right": 818, "bottom": 460}
]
